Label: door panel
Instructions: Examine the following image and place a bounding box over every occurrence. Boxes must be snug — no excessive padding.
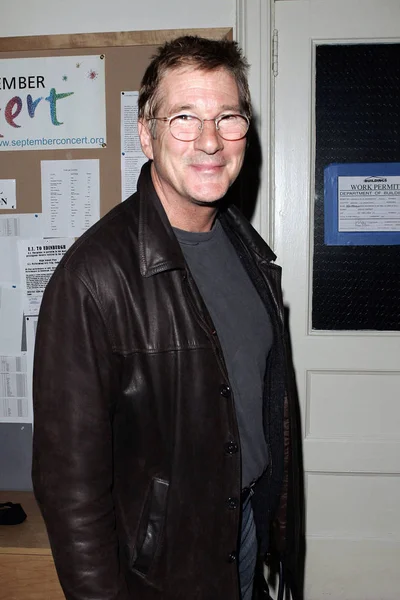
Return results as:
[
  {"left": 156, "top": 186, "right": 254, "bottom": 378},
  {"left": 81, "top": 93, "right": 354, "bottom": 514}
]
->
[{"left": 274, "top": 1, "right": 400, "bottom": 597}]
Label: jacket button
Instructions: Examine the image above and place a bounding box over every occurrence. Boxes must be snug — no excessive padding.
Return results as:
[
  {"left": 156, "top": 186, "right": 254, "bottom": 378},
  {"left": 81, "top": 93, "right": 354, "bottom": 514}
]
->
[
  {"left": 220, "top": 384, "right": 231, "bottom": 398},
  {"left": 224, "top": 441, "right": 239, "bottom": 455},
  {"left": 227, "top": 551, "right": 237, "bottom": 563},
  {"left": 226, "top": 497, "right": 239, "bottom": 510}
]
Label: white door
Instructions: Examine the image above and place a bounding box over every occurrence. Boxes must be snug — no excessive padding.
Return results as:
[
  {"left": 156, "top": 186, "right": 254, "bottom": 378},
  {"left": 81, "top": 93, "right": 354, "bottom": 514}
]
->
[{"left": 273, "top": 1, "right": 400, "bottom": 598}]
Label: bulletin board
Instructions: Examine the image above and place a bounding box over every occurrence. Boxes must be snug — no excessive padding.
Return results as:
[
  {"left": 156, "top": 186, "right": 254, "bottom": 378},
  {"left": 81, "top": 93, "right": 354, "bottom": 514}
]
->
[{"left": 0, "top": 26, "right": 232, "bottom": 491}]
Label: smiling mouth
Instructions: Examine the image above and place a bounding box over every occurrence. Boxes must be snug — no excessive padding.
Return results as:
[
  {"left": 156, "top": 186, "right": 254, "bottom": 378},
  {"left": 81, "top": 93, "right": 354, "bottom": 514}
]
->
[{"left": 191, "top": 164, "right": 224, "bottom": 171}]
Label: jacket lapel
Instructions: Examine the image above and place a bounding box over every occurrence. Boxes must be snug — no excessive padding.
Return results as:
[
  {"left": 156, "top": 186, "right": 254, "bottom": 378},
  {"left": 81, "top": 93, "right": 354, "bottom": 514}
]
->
[{"left": 137, "top": 162, "right": 186, "bottom": 278}]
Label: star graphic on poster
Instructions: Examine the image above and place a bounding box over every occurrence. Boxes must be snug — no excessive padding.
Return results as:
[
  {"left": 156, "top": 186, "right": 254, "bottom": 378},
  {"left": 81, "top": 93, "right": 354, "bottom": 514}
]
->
[{"left": 87, "top": 69, "right": 98, "bottom": 80}]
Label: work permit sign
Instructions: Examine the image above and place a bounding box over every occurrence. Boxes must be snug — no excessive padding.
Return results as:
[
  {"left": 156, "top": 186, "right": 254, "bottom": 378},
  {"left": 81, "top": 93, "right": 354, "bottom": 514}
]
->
[
  {"left": 324, "top": 163, "right": 400, "bottom": 245},
  {"left": 338, "top": 175, "right": 400, "bottom": 232}
]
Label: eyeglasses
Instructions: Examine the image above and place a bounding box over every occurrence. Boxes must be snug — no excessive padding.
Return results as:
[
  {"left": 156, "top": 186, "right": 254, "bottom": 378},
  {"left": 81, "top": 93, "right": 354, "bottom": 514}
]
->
[{"left": 147, "top": 113, "right": 250, "bottom": 142}]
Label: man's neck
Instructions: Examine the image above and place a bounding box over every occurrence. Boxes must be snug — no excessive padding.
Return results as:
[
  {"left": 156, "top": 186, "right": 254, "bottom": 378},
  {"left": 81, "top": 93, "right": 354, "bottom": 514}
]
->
[{"left": 162, "top": 204, "right": 217, "bottom": 232}]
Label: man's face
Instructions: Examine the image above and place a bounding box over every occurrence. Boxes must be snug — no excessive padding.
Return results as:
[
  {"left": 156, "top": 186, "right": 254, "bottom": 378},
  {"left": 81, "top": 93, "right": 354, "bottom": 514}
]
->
[{"left": 139, "top": 66, "right": 247, "bottom": 209}]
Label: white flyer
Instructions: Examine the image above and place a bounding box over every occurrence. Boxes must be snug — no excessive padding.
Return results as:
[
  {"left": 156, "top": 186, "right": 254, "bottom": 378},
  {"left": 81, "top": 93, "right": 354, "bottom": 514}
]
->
[
  {"left": 121, "top": 91, "right": 148, "bottom": 201},
  {"left": 17, "top": 238, "right": 74, "bottom": 315},
  {"left": 0, "top": 179, "right": 16, "bottom": 209},
  {"left": 41, "top": 159, "right": 100, "bottom": 237},
  {"left": 25, "top": 315, "right": 38, "bottom": 425},
  {"left": 0, "top": 283, "right": 24, "bottom": 355},
  {"left": 0, "top": 212, "right": 43, "bottom": 237},
  {"left": 0, "top": 214, "right": 43, "bottom": 285},
  {"left": 0, "top": 238, "right": 20, "bottom": 284},
  {"left": 0, "top": 353, "right": 30, "bottom": 423}
]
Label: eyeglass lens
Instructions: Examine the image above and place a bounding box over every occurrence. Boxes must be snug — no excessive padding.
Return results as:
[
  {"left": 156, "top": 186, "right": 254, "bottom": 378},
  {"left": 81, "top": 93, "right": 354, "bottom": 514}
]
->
[{"left": 169, "top": 115, "right": 248, "bottom": 141}]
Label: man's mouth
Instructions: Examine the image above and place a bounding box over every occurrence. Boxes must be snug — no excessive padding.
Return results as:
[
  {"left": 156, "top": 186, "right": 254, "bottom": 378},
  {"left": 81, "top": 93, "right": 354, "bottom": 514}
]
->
[{"left": 190, "top": 163, "right": 225, "bottom": 172}]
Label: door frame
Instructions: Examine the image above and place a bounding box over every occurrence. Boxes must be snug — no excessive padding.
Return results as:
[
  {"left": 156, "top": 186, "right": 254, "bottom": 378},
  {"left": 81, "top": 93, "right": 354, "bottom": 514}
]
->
[{"left": 236, "top": 0, "right": 275, "bottom": 244}]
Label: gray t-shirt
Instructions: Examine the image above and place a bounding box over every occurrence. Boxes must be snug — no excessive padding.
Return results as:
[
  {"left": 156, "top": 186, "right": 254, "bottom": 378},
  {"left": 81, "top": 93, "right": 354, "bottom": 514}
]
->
[{"left": 173, "top": 219, "right": 273, "bottom": 487}]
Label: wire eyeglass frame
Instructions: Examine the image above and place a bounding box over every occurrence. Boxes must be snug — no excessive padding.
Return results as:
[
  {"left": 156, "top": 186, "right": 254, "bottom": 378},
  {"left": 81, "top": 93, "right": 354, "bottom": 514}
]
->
[{"left": 147, "top": 113, "right": 250, "bottom": 142}]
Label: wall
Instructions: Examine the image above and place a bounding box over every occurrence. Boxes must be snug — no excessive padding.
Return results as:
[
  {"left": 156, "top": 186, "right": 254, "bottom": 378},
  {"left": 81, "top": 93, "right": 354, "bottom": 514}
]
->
[{"left": 0, "top": 0, "right": 235, "bottom": 38}]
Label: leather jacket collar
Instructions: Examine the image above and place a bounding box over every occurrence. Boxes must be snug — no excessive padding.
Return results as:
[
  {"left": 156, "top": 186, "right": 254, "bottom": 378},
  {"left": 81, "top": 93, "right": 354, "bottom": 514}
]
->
[
  {"left": 137, "top": 161, "right": 186, "bottom": 278},
  {"left": 136, "top": 160, "right": 276, "bottom": 278}
]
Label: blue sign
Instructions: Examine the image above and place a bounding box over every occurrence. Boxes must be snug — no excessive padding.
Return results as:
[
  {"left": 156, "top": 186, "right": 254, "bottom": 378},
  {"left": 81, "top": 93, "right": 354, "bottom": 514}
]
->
[{"left": 324, "top": 162, "right": 400, "bottom": 245}]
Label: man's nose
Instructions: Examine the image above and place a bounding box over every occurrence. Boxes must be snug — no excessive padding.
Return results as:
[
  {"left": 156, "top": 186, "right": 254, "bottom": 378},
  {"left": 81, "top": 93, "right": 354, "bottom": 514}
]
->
[{"left": 194, "top": 120, "right": 224, "bottom": 154}]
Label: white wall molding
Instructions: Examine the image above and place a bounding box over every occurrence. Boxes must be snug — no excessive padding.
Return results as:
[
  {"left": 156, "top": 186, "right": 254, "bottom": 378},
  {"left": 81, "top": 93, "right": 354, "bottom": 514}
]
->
[
  {"left": 236, "top": 0, "right": 274, "bottom": 243},
  {"left": 0, "top": 0, "right": 234, "bottom": 38}
]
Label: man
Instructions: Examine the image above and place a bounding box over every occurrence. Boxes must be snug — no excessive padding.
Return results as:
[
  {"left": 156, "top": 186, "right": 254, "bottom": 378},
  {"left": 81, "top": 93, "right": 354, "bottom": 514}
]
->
[{"left": 32, "top": 36, "right": 302, "bottom": 600}]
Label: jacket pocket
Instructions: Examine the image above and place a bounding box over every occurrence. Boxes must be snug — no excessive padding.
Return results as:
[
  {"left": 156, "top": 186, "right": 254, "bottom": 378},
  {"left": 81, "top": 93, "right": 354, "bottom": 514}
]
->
[{"left": 132, "top": 477, "right": 169, "bottom": 577}]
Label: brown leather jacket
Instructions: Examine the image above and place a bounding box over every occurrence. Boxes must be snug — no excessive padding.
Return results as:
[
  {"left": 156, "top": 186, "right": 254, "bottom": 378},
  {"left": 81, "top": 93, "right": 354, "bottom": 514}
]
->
[{"left": 32, "top": 162, "right": 302, "bottom": 600}]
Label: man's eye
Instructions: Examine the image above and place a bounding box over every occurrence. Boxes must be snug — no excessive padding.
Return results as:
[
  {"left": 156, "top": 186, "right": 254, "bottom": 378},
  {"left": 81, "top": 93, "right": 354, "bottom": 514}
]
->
[
  {"left": 220, "top": 114, "right": 238, "bottom": 121},
  {"left": 174, "top": 114, "right": 195, "bottom": 121}
]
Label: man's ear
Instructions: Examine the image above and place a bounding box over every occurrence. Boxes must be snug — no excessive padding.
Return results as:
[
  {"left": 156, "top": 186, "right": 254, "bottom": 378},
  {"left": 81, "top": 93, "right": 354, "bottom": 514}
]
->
[{"left": 138, "top": 119, "right": 154, "bottom": 160}]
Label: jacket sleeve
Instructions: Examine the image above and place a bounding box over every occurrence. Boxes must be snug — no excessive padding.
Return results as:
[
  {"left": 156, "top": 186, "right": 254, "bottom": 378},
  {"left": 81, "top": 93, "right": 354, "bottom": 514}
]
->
[{"left": 32, "top": 266, "right": 129, "bottom": 600}]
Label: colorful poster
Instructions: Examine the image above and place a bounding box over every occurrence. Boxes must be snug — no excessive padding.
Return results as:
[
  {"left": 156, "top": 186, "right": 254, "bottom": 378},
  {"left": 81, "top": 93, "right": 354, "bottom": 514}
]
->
[{"left": 0, "top": 55, "right": 106, "bottom": 151}]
